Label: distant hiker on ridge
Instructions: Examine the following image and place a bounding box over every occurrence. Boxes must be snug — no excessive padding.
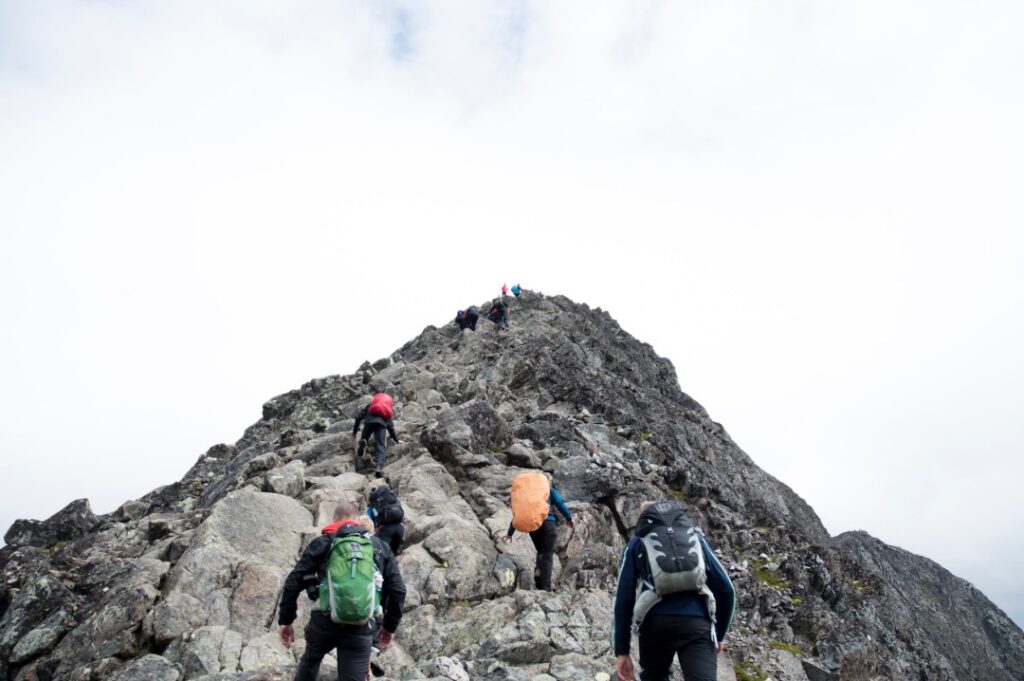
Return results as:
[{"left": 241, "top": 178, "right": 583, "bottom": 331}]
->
[
  {"left": 503, "top": 472, "right": 573, "bottom": 591},
  {"left": 455, "top": 306, "right": 479, "bottom": 331},
  {"left": 501, "top": 283, "right": 509, "bottom": 298},
  {"left": 487, "top": 298, "right": 509, "bottom": 331},
  {"left": 353, "top": 393, "right": 401, "bottom": 477},
  {"left": 278, "top": 500, "right": 407, "bottom": 681},
  {"left": 511, "top": 283, "right": 522, "bottom": 298},
  {"left": 612, "top": 500, "right": 735, "bottom": 681},
  {"left": 368, "top": 484, "right": 405, "bottom": 556}
]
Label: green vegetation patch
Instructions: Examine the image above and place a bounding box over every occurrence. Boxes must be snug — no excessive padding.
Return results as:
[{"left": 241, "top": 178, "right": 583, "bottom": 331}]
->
[
  {"left": 750, "top": 556, "right": 791, "bottom": 590},
  {"left": 769, "top": 640, "right": 802, "bottom": 655},
  {"left": 735, "top": 661, "right": 768, "bottom": 681}
]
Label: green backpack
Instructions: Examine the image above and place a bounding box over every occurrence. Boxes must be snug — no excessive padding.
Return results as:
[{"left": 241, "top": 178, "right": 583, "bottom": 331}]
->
[{"left": 319, "top": 534, "right": 381, "bottom": 625}]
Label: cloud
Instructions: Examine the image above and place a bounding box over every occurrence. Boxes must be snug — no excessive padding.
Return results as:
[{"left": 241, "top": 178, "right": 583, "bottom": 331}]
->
[{"left": 1, "top": 0, "right": 1022, "bottom": 624}]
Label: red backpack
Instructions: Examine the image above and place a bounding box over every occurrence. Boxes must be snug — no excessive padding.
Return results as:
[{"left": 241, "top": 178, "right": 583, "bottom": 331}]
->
[{"left": 368, "top": 393, "right": 394, "bottom": 419}]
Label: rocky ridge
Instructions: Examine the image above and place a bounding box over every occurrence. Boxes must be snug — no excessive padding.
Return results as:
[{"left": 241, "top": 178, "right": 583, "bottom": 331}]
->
[{"left": 2, "top": 293, "right": 1023, "bottom": 681}]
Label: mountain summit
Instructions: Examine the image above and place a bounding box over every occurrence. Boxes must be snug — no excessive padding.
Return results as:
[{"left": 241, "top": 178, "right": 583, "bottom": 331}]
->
[{"left": 2, "top": 293, "right": 1022, "bottom": 681}]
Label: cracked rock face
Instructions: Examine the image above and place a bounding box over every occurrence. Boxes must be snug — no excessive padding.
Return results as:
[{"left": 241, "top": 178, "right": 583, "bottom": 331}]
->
[{"left": 2, "top": 293, "right": 1023, "bottom": 681}]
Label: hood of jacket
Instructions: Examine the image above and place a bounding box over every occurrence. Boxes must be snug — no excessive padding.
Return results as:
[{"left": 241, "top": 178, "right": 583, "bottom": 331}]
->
[{"left": 321, "top": 519, "right": 365, "bottom": 536}]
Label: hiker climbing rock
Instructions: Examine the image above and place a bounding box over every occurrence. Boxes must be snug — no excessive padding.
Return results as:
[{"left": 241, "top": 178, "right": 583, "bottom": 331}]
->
[
  {"left": 455, "top": 306, "right": 479, "bottom": 331},
  {"left": 487, "top": 298, "right": 509, "bottom": 330},
  {"left": 353, "top": 393, "right": 401, "bottom": 477},
  {"left": 368, "top": 485, "right": 405, "bottom": 556},
  {"left": 278, "top": 500, "right": 407, "bottom": 681},
  {"left": 612, "top": 500, "right": 735, "bottom": 681},
  {"left": 511, "top": 283, "right": 522, "bottom": 298},
  {"left": 503, "top": 472, "right": 573, "bottom": 591}
]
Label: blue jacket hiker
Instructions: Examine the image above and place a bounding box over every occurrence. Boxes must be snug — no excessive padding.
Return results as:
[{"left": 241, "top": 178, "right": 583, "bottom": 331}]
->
[
  {"left": 612, "top": 500, "right": 735, "bottom": 681},
  {"left": 367, "top": 485, "right": 405, "bottom": 556},
  {"left": 504, "top": 488, "right": 574, "bottom": 591}
]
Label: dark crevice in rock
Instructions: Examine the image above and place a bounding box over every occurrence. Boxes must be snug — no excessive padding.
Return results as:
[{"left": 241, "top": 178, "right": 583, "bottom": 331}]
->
[{"left": 603, "top": 498, "right": 631, "bottom": 541}]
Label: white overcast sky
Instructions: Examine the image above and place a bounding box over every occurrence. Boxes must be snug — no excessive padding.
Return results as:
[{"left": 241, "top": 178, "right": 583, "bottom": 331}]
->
[{"left": 1, "top": 1, "right": 1022, "bottom": 624}]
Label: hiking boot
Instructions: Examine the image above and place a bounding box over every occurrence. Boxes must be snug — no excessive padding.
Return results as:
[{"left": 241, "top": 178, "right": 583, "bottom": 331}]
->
[{"left": 374, "top": 466, "right": 384, "bottom": 478}]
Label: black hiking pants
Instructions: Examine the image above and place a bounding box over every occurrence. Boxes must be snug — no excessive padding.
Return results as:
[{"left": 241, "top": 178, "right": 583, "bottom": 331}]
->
[
  {"left": 638, "top": 615, "right": 716, "bottom": 681},
  {"left": 529, "top": 519, "right": 558, "bottom": 591},
  {"left": 376, "top": 522, "right": 404, "bottom": 556},
  {"left": 360, "top": 423, "right": 388, "bottom": 469},
  {"left": 294, "top": 611, "right": 373, "bottom": 681}
]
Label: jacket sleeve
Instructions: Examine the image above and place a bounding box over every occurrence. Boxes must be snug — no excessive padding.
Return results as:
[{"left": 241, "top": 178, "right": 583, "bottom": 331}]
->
[
  {"left": 367, "top": 506, "right": 377, "bottom": 524},
  {"left": 387, "top": 420, "right": 399, "bottom": 442},
  {"left": 612, "top": 540, "right": 638, "bottom": 656},
  {"left": 550, "top": 489, "right": 572, "bottom": 522},
  {"left": 375, "top": 539, "right": 407, "bottom": 633},
  {"left": 701, "top": 535, "right": 735, "bottom": 643},
  {"left": 352, "top": 407, "right": 367, "bottom": 435},
  {"left": 278, "top": 535, "right": 329, "bottom": 625}
]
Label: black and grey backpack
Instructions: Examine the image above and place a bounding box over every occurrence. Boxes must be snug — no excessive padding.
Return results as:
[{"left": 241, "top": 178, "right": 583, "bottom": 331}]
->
[
  {"left": 632, "top": 500, "right": 716, "bottom": 630},
  {"left": 369, "top": 486, "right": 405, "bottom": 524}
]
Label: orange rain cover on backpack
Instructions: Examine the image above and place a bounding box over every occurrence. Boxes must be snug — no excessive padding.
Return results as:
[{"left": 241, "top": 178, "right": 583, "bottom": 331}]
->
[
  {"left": 368, "top": 393, "right": 394, "bottom": 419},
  {"left": 510, "top": 472, "right": 550, "bottom": 533}
]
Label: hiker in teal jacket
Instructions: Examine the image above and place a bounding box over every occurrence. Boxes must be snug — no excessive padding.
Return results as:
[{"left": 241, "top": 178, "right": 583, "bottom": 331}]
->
[{"left": 503, "top": 487, "right": 574, "bottom": 591}]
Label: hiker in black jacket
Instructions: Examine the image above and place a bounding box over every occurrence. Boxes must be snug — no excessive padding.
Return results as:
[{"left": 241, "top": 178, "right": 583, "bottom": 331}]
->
[
  {"left": 278, "top": 500, "right": 406, "bottom": 681},
  {"left": 368, "top": 485, "right": 406, "bottom": 556},
  {"left": 455, "top": 306, "right": 479, "bottom": 331},
  {"left": 487, "top": 299, "right": 509, "bottom": 330},
  {"left": 353, "top": 394, "right": 401, "bottom": 476}
]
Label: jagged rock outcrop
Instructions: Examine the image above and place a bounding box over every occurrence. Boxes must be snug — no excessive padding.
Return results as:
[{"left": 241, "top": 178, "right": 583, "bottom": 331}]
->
[
  {"left": 3, "top": 499, "right": 98, "bottom": 549},
  {"left": 2, "top": 292, "right": 1022, "bottom": 680}
]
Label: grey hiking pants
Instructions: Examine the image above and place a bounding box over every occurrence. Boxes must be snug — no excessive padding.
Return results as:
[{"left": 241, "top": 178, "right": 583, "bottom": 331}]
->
[{"left": 360, "top": 423, "right": 388, "bottom": 469}]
